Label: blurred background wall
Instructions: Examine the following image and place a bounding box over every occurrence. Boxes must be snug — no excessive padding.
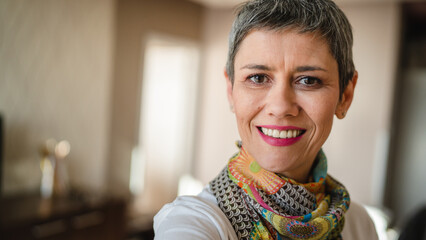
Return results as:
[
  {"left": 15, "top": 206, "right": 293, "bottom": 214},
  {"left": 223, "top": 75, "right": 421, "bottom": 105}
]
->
[
  {"left": 0, "top": 0, "right": 116, "bottom": 194},
  {"left": 1, "top": 0, "right": 425, "bottom": 234}
]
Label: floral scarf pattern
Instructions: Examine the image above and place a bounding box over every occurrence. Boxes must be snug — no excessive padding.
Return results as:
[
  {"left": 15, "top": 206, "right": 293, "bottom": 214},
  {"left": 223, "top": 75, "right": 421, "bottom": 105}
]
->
[{"left": 209, "top": 147, "right": 350, "bottom": 240}]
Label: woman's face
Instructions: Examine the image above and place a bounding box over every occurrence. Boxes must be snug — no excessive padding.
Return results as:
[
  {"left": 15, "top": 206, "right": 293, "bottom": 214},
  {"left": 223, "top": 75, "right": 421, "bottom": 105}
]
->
[{"left": 226, "top": 29, "right": 356, "bottom": 182}]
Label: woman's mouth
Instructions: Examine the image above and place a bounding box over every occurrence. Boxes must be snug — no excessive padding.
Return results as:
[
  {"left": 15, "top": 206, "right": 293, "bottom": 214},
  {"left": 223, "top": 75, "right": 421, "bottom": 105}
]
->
[
  {"left": 257, "top": 126, "right": 306, "bottom": 146},
  {"left": 260, "top": 127, "right": 304, "bottom": 139}
]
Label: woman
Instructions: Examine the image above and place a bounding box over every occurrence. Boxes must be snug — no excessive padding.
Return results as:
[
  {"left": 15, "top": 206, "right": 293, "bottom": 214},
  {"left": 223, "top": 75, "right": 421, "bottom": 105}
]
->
[{"left": 154, "top": 0, "right": 378, "bottom": 239}]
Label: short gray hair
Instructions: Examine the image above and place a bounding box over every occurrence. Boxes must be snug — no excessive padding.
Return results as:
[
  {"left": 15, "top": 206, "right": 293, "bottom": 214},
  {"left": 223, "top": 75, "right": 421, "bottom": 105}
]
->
[{"left": 226, "top": 0, "right": 355, "bottom": 97}]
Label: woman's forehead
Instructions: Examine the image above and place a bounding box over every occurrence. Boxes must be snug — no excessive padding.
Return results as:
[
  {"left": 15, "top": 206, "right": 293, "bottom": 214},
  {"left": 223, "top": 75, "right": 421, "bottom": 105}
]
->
[{"left": 234, "top": 29, "right": 336, "bottom": 70}]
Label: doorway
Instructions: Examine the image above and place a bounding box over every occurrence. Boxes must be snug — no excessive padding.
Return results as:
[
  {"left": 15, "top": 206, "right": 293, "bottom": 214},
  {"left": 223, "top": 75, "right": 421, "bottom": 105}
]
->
[{"left": 130, "top": 34, "right": 201, "bottom": 213}]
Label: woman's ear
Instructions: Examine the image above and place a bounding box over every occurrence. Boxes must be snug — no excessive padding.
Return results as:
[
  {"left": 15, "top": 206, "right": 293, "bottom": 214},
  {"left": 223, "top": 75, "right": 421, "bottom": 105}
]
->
[
  {"left": 225, "top": 69, "right": 235, "bottom": 113},
  {"left": 335, "top": 71, "right": 358, "bottom": 119}
]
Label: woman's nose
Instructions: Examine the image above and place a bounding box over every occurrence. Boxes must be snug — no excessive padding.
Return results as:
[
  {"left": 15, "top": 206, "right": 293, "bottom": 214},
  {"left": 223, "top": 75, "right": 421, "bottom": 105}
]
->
[{"left": 265, "top": 83, "right": 300, "bottom": 118}]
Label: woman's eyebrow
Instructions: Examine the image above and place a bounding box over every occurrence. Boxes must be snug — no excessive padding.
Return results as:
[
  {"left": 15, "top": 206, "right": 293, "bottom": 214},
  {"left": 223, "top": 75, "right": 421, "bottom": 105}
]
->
[
  {"left": 240, "top": 64, "right": 327, "bottom": 72},
  {"left": 296, "top": 65, "right": 327, "bottom": 72},
  {"left": 240, "top": 64, "right": 273, "bottom": 71}
]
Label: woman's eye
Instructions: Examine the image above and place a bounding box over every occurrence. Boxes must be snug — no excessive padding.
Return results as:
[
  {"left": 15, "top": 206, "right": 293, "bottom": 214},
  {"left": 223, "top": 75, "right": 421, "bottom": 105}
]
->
[
  {"left": 298, "top": 76, "right": 321, "bottom": 86},
  {"left": 248, "top": 74, "right": 268, "bottom": 84}
]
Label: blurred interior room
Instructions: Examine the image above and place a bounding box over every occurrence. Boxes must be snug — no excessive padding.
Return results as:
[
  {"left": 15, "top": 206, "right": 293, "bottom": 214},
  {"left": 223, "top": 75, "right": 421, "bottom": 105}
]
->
[{"left": 0, "top": 0, "right": 425, "bottom": 239}]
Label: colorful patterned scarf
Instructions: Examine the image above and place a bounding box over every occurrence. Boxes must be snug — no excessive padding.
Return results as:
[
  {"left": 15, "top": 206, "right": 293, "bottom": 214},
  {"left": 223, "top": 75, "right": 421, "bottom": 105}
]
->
[{"left": 210, "top": 146, "right": 350, "bottom": 240}]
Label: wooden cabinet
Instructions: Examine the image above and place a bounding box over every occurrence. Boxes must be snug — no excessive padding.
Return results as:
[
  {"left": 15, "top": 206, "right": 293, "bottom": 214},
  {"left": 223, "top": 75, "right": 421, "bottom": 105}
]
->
[{"left": 0, "top": 193, "right": 126, "bottom": 240}]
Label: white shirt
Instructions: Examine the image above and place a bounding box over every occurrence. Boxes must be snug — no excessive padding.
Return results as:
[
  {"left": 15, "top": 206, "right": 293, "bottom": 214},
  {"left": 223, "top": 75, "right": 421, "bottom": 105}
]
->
[{"left": 154, "top": 186, "right": 378, "bottom": 240}]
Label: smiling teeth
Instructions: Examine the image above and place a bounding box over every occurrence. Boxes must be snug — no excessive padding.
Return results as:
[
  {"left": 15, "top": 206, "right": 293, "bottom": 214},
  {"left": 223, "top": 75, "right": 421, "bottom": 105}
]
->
[{"left": 261, "top": 127, "right": 302, "bottom": 139}]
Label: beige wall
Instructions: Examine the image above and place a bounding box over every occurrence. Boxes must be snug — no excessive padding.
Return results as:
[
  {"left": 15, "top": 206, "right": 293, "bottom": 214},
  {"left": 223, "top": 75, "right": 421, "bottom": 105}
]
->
[
  {"left": 195, "top": 2, "right": 400, "bottom": 206},
  {"left": 0, "top": 0, "right": 116, "bottom": 195}
]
